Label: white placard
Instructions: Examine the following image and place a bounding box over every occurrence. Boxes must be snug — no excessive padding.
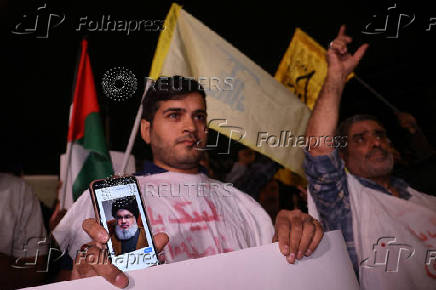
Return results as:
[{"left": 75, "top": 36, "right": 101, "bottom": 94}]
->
[{"left": 25, "top": 231, "right": 358, "bottom": 290}]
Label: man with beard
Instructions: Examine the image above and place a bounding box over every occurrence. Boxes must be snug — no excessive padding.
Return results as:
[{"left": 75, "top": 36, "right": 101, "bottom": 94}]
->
[
  {"left": 110, "top": 197, "right": 148, "bottom": 255},
  {"left": 53, "top": 76, "right": 324, "bottom": 288},
  {"left": 305, "top": 26, "right": 436, "bottom": 290}
]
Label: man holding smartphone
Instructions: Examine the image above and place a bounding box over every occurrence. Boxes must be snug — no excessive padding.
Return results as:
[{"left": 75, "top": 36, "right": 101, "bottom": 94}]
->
[{"left": 53, "top": 75, "right": 324, "bottom": 288}]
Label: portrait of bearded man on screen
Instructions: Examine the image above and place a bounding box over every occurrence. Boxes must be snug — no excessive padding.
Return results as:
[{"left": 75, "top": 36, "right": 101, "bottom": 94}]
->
[{"left": 110, "top": 196, "right": 148, "bottom": 255}]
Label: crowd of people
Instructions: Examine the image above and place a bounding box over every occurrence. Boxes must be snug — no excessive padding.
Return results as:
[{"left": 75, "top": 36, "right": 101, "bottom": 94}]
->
[{"left": 1, "top": 25, "right": 435, "bottom": 290}]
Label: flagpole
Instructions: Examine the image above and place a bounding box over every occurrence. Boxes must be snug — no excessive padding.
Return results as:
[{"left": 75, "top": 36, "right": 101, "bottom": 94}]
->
[
  {"left": 60, "top": 142, "right": 72, "bottom": 209},
  {"left": 354, "top": 75, "right": 400, "bottom": 113},
  {"left": 120, "top": 77, "right": 154, "bottom": 175},
  {"left": 60, "top": 38, "right": 84, "bottom": 209}
]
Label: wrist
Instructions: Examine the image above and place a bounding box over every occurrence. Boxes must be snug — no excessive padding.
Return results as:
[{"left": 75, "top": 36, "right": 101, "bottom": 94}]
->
[{"left": 322, "top": 74, "right": 345, "bottom": 96}]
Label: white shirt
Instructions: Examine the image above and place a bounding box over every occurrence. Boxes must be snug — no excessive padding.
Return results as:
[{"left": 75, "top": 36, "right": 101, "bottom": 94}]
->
[
  {"left": 0, "top": 173, "right": 48, "bottom": 258},
  {"left": 308, "top": 173, "right": 436, "bottom": 290},
  {"left": 53, "top": 172, "right": 274, "bottom": 263}
]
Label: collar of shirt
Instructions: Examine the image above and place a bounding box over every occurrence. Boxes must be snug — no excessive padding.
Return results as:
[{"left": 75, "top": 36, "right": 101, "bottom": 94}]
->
[
  {"left": 354, "top": 174, "right": 411, "bottom": 200},
  {"left": 135, "top": 161, "right": 209, "bottom": 176}
]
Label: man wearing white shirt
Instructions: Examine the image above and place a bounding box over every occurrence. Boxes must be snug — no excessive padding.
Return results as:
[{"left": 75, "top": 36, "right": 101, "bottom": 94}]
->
[
  {"left": 305, "top": 26, "right": 436, "bottom": 290},
  {"left": 53, "top": 76, "right": 324, "bottom": 288}
]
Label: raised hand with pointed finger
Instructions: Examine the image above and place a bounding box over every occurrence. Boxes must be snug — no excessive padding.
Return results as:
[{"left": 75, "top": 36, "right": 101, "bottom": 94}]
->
[{"left": 327, "top": 25, "right": 369, "bottom": 83}]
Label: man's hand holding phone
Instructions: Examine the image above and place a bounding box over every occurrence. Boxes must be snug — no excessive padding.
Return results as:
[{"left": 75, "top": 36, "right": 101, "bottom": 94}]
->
[{"left": 72, "top": 218, "right": 169, "bottom": 288}]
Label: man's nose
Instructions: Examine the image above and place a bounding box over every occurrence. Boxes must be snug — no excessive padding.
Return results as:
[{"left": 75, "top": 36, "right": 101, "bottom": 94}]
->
[
  {"left": 182, "top": 116, "right": 196, "bottom": 133},
  {"left": 370, "top": 135, "right": 382, "bottom": 148}
]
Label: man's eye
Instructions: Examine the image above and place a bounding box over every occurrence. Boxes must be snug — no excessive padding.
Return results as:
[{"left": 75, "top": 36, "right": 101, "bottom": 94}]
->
[
  {"left": 168, "top": 113, "right": 179, "bottom": 119},
  {"left": 356, "top": 136, "right": 364, "bottom": 143},
  {"left": 195, "top": 114, "right": 206, "bottom": 121}
]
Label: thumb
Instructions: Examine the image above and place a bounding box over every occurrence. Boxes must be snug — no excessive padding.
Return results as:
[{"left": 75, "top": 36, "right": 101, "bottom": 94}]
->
[
  {"left": 153, "top": 232, "right": 169, "bottom": 252},
  {"left": 352, "top": 43, "right": 369, "bottom": 63}
]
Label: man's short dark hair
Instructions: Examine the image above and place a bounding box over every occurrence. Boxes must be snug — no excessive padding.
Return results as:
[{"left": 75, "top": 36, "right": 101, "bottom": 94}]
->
[
  {"left": 336, "top": 114, "right": 384, "bottom": 151},
  {"left": 141, "top": 75, "right": 206, "bottom": 122},
  {"left": 112, "top": 196, "right": 139, "bottom": 220}
]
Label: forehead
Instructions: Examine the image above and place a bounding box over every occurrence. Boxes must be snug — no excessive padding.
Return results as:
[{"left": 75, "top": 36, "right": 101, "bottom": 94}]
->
[
  {"left": 348, "top": 120, "right": 385, "bottom": 136},
  {"left": 156, "top": 92, "right": 206, "bottom": 112}
]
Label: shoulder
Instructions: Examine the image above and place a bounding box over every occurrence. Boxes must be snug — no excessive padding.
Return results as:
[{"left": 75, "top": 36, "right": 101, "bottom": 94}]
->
[
  {"left": 407, "top": 186, "right": 436, "bottom": 210},
  {"left": 0, "top": 173, "right": 38, "bottom": 212},
  {"left": 0, "top": 173, "right": 32, "bottom": 196}
]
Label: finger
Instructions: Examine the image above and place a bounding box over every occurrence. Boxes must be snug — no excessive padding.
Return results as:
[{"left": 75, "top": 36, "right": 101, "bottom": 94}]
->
[
  {"left": 153, "top": 232, "right": 169, "bottom": 252},
  {"left": 337, "top": 25, "right": 346, "bottom": 38},
  {"left": 275, "top": 215, "right": 291, "bottom": 256},
  {"left": 329, "top": 41, "right": 348, "bottom": 55},
  {"left": 84, "top": 245, "right": 129, "bottom": 289},
  {"left": 83, "top": 218, "right": 109, "bottom": 243},
  {"left": 335, "top": 35, "right": 352, "bottom": 44},
  {"left": 93, "top": 261, "right": 129, "bottom": 288},
  {"left": 341, "top": 35, "right": 352, "bottom": 43},
  {"left": 352, "top": 43, "right": 369, "bottom": 63},
  {"left": 74, "top": 260, "right": 96, "bottom": 279},
  {"left": 272, "top": 231, "right": 278, "bottom": 243},
  {"left": 288, "top": 216, "right": 303, "bottom": 264},
  {"left": 306, "top": 220, "right": 324, "bottom": 256},
  {"left": 158, "top": 252, "right": 166, "bottom": 264},
  {"left": 296, "top": 219, "right": 315, "bottom": 260},
  {"left": 73, "top": 243, "right": 102, "bottom": 278}
]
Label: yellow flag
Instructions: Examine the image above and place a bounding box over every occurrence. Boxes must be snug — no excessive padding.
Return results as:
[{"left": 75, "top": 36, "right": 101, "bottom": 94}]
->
[{"left": 275, "top": 28, "right": 353, "bottom": 110}]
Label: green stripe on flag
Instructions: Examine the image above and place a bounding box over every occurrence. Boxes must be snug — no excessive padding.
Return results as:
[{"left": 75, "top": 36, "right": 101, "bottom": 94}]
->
[
  {"left": 75, "top": 112, "right": 112, "bottom": 159},
  {"left": 73, "top": 111, "right": 113, "bottom": 201},
  {"left": 72, "top": 152, "right": 113, "bottom": 201}
]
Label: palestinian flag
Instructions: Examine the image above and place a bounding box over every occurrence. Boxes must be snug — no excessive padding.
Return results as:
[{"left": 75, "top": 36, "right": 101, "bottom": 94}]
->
[{"left": 65, "top": 38, "right": 113, "bottom": 204}]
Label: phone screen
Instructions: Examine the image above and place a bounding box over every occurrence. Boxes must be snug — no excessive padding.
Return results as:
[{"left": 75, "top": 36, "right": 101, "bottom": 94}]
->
[{"left": 91, "top": 177, "right": 159, "bottom": 271}]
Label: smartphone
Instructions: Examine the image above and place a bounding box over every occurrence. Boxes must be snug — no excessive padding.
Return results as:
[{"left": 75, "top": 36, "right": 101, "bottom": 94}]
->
[{"left": 89, "top": 176, "right": 159, "bottom": 271}]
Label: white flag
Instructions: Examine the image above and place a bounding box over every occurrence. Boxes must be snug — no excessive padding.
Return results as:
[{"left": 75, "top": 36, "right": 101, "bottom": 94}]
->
[{"left": 150, "top": 3, "right": 310, "bottom": 175}]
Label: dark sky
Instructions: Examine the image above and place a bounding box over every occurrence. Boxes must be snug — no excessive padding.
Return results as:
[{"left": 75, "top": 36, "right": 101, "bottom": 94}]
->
[{"left": 2, "top": 0, "right": 436, "bottom": 174}]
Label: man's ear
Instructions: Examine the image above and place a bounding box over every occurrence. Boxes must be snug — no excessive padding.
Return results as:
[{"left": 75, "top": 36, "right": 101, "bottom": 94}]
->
[{"left": 140, "top": 119, "right": 151, "bottom": 144}]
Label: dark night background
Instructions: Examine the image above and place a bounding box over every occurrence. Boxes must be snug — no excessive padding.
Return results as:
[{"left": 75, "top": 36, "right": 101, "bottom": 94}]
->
[{"left": 1, "top": 0, "right": 436, "bottom": 175}]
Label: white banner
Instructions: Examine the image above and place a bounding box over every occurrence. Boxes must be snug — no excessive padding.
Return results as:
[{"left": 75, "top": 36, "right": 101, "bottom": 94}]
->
[{"left": 25, "top": 231, "right": 358, "bottom": 290}]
